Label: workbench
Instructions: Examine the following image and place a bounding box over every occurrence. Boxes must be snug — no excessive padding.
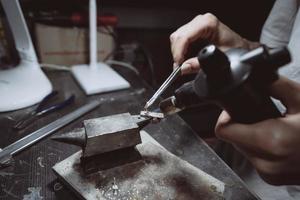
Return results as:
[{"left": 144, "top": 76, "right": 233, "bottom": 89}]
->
[{"left": 0, "top": 63, "right": 260, "bottom": 199}]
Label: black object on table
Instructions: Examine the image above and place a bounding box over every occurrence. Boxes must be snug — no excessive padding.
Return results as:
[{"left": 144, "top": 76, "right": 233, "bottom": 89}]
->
[
  {"left": 0, "top": 66, "right": 259, "bottom": 200},
  {"left": 14, "top": 91, "right": 75, "bottom": 130}
]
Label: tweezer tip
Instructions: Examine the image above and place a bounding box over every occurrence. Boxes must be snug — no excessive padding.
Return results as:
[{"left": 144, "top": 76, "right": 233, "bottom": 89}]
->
[
  {"left": 144, "top": 102, "right": 151, "bottom": 110},
  {"left": 144, "top": 105, "right": 149, "bottom": 110}
]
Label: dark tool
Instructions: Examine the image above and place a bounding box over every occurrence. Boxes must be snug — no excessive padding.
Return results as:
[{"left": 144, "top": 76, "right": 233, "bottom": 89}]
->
[
  {"left": 160, "top": 45, "right": 291, "bottom": 124},
  {"left": 14, "top": 91, "right": 75, "bottom": 130},
  {"left": 0, "top": 100, "right": 100, "bottom": 168}
]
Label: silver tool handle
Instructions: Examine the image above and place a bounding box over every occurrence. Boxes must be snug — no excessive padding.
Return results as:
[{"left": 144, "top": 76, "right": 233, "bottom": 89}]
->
[{"left": 144, "top": 66, "right": 181, "bottom": 109}]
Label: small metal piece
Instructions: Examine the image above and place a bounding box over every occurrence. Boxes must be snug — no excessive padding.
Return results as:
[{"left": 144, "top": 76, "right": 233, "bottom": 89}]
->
[
  {"left": 159, "top": 96, "right": 183, "bottom": 115},
  {"left": 0, "top": 100, "right": 100, "bottom": 167},
  {"left": 140, "top": 110, "right": 164, "bottom": 119},
  {"left": 144, "top": 65, "right": 181, "bottom": 109}
]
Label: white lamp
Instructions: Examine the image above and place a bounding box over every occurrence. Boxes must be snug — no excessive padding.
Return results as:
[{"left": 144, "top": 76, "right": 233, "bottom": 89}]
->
[
  {"left": 0, "top": 0, "right": 52, "bottom": 112},
  {"left": 71, "top": 0, "right": 130, "bottom": 95}
]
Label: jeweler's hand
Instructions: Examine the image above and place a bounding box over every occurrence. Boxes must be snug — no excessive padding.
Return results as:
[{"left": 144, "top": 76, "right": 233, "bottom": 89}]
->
[
  {"left": 170, "top": 13, "right": 259, "bottom": 75},
  {"left": 215, "top": 76, "right": 300, "bottom": 185}
]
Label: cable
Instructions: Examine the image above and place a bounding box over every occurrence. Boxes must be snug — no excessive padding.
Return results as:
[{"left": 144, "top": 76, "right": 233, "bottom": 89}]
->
[
  {"left": 99, "top": 26, "right": 117, "bottom": 41},
  {"left": 138, "top": 45, "right": 157, "bottom": 88},
  {"left": 40, "top": 63, "right": 71, "bottom": 71},
  {"left": 98, "top": 26, "right": 119, "bottom": 62},
  {"left": 105, "top": 59, "right": 140, "bottom": 75},
  {"left": 105, "top": 43, "right": 157, "bottom": 88},
  {"left": 105, "top": 59, "right": 153, "bottom": 90},
  {"left": 103, "top": 49, "right": 138, "bottom": 62}
]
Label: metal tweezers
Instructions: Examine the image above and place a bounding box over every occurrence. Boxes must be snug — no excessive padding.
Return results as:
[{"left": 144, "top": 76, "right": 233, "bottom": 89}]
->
[
  {"left": 144, "top": 65, "right": 181, "bottom": 110},
  {"left": 14, "top": 91, "right": 75, "bottom": 130}
]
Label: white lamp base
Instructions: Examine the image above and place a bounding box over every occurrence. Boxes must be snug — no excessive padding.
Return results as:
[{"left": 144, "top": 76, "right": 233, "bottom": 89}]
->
[
  {"left": 0, "top": 61, "right": 52, "bottom": 112},
  {"left": 71, "top": 62, "right": 130, "bottom": 95}
]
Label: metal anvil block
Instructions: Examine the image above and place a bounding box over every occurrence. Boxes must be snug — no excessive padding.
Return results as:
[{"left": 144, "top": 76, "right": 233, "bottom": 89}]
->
[
  {"left": 52, "top": 113, "right": 151, "bottom": 158},
  {"left": 83, "top": 113, "right": 141, "bottom": 157}
]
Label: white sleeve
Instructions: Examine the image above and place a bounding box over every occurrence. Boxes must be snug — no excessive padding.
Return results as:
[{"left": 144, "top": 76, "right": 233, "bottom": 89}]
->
[{"left": 260, "top": 0, "right": 299, "bottom": 48}]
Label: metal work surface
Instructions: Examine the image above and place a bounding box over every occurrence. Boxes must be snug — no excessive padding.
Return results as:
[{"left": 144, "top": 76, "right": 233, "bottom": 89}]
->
[
  {"left": 0, "top": 68, "right": 258, "bottom": 199},
  {"left": 53, "top": 131, "right": 225, "bottom": 200}
]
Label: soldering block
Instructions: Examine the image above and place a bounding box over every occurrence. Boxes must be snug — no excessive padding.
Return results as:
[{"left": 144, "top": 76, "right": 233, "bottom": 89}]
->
[{"left": 82, "top": 113, "right": 141, "bottom": 157}]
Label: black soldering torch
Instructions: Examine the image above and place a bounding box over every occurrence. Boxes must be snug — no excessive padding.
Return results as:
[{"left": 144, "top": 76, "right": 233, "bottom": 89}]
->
[{"left": 159, "top": 45, "right": 291, "bottom": 124}]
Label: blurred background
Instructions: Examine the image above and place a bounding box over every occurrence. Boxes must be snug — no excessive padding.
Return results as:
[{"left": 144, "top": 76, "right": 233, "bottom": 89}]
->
[{"left": 0, "top": 0, "right": 275, "bottom": 136}]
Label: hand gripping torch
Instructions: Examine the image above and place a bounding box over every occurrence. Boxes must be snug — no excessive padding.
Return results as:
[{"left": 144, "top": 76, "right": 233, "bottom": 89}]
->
[{"left": 159, "top": 45, "right": 291, "bottom": 124}]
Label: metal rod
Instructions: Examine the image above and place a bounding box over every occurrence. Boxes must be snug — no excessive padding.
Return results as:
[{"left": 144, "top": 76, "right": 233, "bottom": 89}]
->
[
  {"left": 144, "top": 66, "right": 181, "bottom": 109},
  {"left": 0, "top": 100, "right": 100, "bottom": 166}
]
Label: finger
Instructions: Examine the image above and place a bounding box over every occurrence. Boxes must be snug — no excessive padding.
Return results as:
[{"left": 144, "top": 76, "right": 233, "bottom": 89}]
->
[
  {"left": 173, "top": 62, "right": 178, "bottom": 70},
  {"left": 170, "top": 13, "right": 218, "bottom": 65},
  {"left": 170, "top": 32, "right": 189, "bottom": 64},
  {"left": 269, "top": 76, "right": 300, "bottom": 114},
  {"left": 180, "top": 57, "right": 201, "bottom": 75},
  {"left": 215, "top": 110, "right": 231, "bottom": 127},
  {"left": 215, "top": 116, "right": 284, "bottom": 156}
]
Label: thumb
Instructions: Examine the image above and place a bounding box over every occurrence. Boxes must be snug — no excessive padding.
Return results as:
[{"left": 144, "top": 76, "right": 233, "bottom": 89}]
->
[
  {"left": 179, "top": 57, "right": 200, "bottom": 75},
  {"left": 269, "top": 76, "right": 300, "bottom": 114},
  {"left": 214, "top": 111, "right": 232, "bottom": 141}
]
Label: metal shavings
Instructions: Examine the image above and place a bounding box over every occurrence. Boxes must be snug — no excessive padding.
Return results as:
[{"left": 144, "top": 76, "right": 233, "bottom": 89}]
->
[
  {"left": 53, "top": 182, "right": 63, "bottom": 191},
  {"left": 5, "top": 116, "right": 16, "bottom": 121},
  {"left": 19, "top": 160, "right": 31, "bottom": 167},
  {"left": 37, "top": 157, "right": 45, "bottom": 168},
  {"left": 112, "top": 178, "right": 119, "bottom": 196},
  {"left": 103, "top": 177, "right": 120, "bottom": 200},
  {"left": 23, "top": 187, "right": 43, "bottom": 200}
]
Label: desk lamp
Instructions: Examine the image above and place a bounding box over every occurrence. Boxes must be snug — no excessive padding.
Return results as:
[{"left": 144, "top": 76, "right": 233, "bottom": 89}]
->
[
  {"left": 0, "top": 0, "right": 52, "bottom": 112},
  {"left": 71, "top": 0, "right": 130, "bottom": 95}
]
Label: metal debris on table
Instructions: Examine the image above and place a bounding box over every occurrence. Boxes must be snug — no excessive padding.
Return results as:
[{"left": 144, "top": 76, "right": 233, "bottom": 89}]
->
[{"left": 52, "top": 131, "right": 225, "bottom": 200}]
